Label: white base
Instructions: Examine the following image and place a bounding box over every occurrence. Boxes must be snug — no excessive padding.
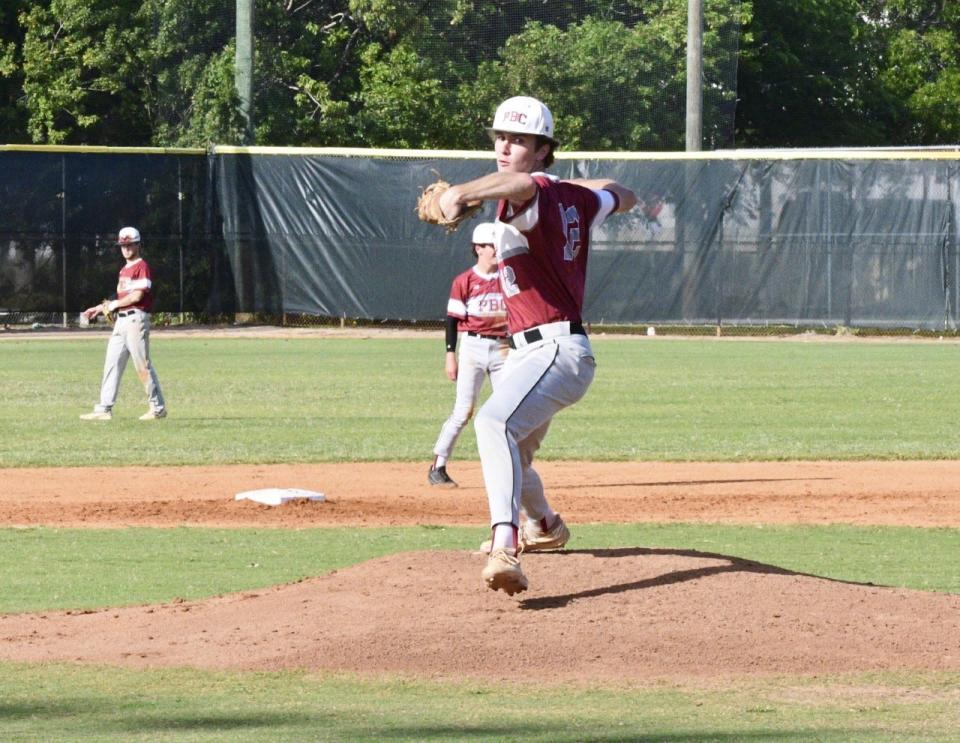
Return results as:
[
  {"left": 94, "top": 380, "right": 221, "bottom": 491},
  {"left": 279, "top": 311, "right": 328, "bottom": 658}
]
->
[{"left": 235, "top": 488, "right": 326, "bottom": 507}]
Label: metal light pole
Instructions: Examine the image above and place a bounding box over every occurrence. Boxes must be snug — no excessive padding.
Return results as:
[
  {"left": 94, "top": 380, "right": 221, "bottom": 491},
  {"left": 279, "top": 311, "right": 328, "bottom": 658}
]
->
[
  {"left": 685, "top": 0, "right": 703, "bottom": 151},
  {"left": 235, "top": 0, "right": 255, "bottom": 145}
]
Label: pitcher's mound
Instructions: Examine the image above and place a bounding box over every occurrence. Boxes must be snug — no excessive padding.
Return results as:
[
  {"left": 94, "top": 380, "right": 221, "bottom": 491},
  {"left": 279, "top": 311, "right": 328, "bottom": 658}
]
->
[{"left": 2, "top": 549, "right": 958, "bottom": 682}]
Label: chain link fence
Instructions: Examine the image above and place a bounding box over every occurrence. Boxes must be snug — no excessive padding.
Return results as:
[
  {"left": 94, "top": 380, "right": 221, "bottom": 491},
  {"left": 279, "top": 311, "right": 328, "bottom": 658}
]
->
[{"left": 3, "top": 146, "right": 960, "bottom": 338}]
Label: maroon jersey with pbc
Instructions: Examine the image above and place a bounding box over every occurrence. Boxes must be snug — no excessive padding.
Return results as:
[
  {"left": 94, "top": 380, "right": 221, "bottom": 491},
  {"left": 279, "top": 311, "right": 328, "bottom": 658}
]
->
[
  {"left": 446, "top": 266, "right": 508, "bottom": 337},
  {"left": 495, "top": 174, "right": 615, "bottom": 334},
  {"left": 117, "top": 258, "right": 155, "bottom": 312}
]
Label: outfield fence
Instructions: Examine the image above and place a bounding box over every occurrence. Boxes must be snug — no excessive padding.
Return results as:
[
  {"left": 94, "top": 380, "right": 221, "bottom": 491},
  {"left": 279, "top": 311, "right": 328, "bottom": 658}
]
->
[{"left": 2, "top": 145, "right": 959, "bottom": 334}]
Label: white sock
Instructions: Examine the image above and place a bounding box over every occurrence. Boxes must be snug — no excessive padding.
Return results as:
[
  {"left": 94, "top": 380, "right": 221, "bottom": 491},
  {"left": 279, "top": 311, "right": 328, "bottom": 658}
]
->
[
  {"left": 491, "top": 523, "right": 518, "bottom": 552},
  {"left": 434, "top": 456, "right": 447, "bottom": 468}
]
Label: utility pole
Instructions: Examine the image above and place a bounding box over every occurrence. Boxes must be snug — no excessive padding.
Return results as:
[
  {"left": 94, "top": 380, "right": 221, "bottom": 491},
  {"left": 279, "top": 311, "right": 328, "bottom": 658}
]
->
[
  {"left": 685, "top": 0, "right": 703, "bottom": 151},
  {"left": 235, "top": 0, "right": 255, "bottom": 145},
  {"left": 680, "top": 0, "right": 705, "bottom": 321}
]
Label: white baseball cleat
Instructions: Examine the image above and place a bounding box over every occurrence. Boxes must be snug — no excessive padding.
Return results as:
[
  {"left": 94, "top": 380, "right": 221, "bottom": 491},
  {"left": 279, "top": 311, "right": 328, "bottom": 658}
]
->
[
  {"left": 519, "top": 514, "right": 570, "bottom": 551},
  {"left": 139, "top": 408, "right": 167, "bottom": 420},
  {"left": 481, "top": 548, "right": 528, "bottom": 595},
  {"left": 79, "top": 411, "right": 112, "bottom": 421},
  {"left": 479, "top": 514, "right": 571, "bottom": 554}
]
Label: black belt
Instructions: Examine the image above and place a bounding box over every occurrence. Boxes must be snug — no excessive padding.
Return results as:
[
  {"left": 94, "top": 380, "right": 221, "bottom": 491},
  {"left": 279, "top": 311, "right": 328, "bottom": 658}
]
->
[
  {"left": 117, "top": 309, "right": 140, "bottom": 317},
  {"left": 508, "top": 321, "right": 586, "bottom": 349},
  {"left": 467, "top": 331, "right": 506, "bottom": 341}
]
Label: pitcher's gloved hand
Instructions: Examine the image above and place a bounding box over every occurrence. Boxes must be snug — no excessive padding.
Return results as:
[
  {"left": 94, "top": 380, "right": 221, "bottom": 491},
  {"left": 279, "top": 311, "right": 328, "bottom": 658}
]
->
[{"left": 416, "top": 175, "right": 482, "bottom": 233}]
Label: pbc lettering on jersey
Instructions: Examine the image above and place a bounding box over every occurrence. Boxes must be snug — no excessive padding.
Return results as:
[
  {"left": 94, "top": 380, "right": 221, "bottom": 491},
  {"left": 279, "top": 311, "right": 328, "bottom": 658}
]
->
[
  {"left": 448, "top": 266, "right": 507, "bottom": 336},
  {"left": 467, "top": 293, "right": 506, "bottom": 316}
]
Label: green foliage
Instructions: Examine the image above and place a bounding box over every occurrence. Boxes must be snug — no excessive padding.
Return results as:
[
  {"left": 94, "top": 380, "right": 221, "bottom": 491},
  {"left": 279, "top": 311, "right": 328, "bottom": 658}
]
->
[
  {"left": 475, "top": 18, "right": 675, "bottom": 150},
  {"left": 355, "top": 42, "right": 452, "bottom": 148},
  {"left": 7, "top": 0, "right": 747, "bottom": 149},
  {"left": 873, "top": 0, "right": 960, "bottom": 144},
  {"left": 19, "top": 0, "right": 150, "bottom": 144},
  {"left": 736, "top": 0, "right": 892, "bottom": 147},
  {"left": 0, "top": 0, "right": 30, "bottom": 143},
  {"left": 6, "top": 2, "right": 960, "bottom": 149}
]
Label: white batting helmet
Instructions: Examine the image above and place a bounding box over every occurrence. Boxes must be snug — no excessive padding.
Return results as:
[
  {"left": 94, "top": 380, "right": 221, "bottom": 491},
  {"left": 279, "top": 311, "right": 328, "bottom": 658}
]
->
[
  {"left": 488, "top": 96, "right": 556, "bottom": 143},
  {"left": 471, "top": 222, "right": 496, "bottom": 245},
  {"left": 117, "top": 226, "right": 141, "bottom": 245}
]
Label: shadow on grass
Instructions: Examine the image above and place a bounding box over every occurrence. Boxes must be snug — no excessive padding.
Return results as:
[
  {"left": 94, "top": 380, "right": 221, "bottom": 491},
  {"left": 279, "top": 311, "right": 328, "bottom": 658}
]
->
[
  {"left": 519, "top": 547, "right": 881, "bottom": 611},
  {"left": 0, "top": 700, "right": 92, "bottom": 721},
  {"left": 119, "top": 712, "right": 319, "bottom": 732},
  {"left": 0, "top": 700, "right": 857, "bottom": 742},
  {"left": 318, "top": 725, "right": 857, "bottom": 742}
]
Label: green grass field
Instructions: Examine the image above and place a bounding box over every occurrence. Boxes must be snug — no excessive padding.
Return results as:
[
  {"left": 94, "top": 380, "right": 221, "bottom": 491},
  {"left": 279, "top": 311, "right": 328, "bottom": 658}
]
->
[
  {"left": 1, "top": 334, "right": 960, "bottom": 466},
  {"left": 1, "top": 333, "right": 959, "bottom": 741}
]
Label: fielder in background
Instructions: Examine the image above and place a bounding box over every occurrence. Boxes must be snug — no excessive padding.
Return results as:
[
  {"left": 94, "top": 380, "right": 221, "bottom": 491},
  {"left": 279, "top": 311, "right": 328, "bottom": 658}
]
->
[
  {"left": 434, "top": 96, "right": 637, "bottom": 594},
  {"left": 80, "top": 226, "right": 167, "bottom": 421},
  {"left": 428, "top": 222, "right": 509, "bottom": 488}
]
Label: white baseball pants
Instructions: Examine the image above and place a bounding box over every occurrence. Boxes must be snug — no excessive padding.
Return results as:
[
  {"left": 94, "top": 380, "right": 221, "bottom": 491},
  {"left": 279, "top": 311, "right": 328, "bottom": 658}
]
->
[
  {"left": 433, "top": 334, "right": 507, "bottom": 460},
  {"left": 474, "top": 333, "right": 595, "bottom": 527},
  {"left": 94, "top": 310, "right": 165, "bottom": 413}
]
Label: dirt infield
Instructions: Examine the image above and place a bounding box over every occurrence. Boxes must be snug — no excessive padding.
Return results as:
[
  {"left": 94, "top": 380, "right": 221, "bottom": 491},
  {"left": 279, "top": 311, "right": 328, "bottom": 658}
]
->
[
  {"left": 1, "top": 460, "right": 959, "bottom": 682},
  {"left": 3, "top": 460, "right": 960, "bottom": 528}
]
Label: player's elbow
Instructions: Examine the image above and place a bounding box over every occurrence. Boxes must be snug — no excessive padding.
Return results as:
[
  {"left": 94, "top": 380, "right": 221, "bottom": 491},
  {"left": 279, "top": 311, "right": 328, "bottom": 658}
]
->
[{"left": 613, "top": 186, "right": 638, "bottom": 213}]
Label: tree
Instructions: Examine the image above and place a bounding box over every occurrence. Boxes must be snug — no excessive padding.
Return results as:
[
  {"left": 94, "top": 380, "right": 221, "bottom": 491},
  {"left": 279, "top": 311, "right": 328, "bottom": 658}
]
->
[
  {"left": 0, "top": 0, "right": 35, "bottom": 143},
  {"left": 16, "top": 0, "right": 247, "bottom": 145},
  {"left": 735, "top": 0, "right": 893, "bottom": 147},
  {"left": 19, "top": 0, "right": 155, "bottom": 144},
  {"left": 868, "top": 0, "right": 960, "bottom": 144}
]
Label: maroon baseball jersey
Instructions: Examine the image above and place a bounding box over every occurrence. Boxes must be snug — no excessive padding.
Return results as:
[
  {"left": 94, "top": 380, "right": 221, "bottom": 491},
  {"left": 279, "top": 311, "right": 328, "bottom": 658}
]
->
[
  {"left": 117, "top": 258, "right": 155, "bottom": 312},
  {"left": 446, "top": 266, "right": 508, "bottom": 337},
  {"left": 494, "top": 174, "right": 617, "bottom": 334}
]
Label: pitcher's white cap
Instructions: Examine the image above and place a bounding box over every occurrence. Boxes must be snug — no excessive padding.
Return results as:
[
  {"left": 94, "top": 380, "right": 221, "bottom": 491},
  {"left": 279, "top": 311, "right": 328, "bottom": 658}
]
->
[
  {"left": 471, "top": 222, "right": 496, "bottom": 245},
  {"left": 488, "top": 96, "right": 556, "bottom": 142},
  {"left": 117, "top": 226, "right": 141, "bottom": 244}
]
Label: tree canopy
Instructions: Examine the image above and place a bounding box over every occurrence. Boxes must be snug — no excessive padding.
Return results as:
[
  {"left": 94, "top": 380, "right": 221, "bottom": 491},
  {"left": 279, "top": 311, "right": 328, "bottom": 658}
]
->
[{"left": 0, "top": 0, "right": 958, "bottom": 149}]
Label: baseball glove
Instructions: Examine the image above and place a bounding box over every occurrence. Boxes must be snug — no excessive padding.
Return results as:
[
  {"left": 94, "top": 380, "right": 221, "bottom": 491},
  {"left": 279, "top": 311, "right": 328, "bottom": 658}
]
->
[
  {"left": 100, "top": 300, "right": 116, "bottom": 324},
  {"left": 416, "top": 173, "right": 483, "bottom": 233}
]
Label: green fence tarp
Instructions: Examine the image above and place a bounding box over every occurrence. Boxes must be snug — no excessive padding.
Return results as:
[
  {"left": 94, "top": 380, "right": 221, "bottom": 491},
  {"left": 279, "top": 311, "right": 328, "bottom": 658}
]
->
[{"left": 1, "top": 147, "right": 957, "bottom": 330}]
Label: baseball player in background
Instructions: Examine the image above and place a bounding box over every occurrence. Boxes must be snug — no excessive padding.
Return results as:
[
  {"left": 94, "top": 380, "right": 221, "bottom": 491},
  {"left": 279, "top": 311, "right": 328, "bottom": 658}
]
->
[
  {"left": 429, "top": 222, "right": 509, "bottom": 488},
  {"left": 80, "top": 226, "right": 167, "bottom": 421},
  {"left": 436, "top": 96, "right": 637, "bottom": 594}
]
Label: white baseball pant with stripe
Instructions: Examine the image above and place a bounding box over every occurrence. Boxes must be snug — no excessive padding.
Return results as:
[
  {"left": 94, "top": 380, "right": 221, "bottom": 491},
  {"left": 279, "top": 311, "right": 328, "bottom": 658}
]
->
[
  {"left": 433, "top": 333, "right": 508, "bottom": 460},
  {"left": 93, "top": 310, "right": 165, "bottom": 414},
  {"left": 474, "top": 330, "right": 595, "bottom": 527}
]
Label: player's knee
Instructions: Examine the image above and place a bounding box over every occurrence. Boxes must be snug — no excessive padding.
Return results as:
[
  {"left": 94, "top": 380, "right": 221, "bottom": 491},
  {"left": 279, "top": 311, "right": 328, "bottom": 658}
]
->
[
  {"left": 474, "top": 407, "right": 505, "bottom": 440},
  {"left": 450, "top": 405, "right": 474, "bottom": 428}
]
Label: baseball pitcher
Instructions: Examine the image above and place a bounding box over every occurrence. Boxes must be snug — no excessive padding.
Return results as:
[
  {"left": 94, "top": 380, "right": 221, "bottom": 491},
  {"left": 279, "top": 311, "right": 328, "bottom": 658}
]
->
[{"left": 418, "top": 96, "right": 637, "bottom": 594}]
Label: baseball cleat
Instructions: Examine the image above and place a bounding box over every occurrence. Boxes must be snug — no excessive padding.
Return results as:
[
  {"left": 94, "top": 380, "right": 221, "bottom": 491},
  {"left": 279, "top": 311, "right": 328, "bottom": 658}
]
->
[
  {"left": 482, "top": 548, "right": 528, "bottom": 595},
  {"left": 520, "top": 514, "right": 571, "bottom": 551},
  {"left": 479, "top": 515, "right": 571, "bottom": 554},
  {"left": 139, "top": 408, "right": 167, "bottom": 420},
  {"left": 79, "top": 411, "right": 112, "bottom": 421},
  {"left": 427, "top": 465, "right": 457, "bottom": 487}
]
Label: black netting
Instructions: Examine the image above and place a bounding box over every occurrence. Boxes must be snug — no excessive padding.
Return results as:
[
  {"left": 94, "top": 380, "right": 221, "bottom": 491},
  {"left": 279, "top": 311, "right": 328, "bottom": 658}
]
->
[{"left": 1, "top": 148, "right": 958, "bottom": 333}]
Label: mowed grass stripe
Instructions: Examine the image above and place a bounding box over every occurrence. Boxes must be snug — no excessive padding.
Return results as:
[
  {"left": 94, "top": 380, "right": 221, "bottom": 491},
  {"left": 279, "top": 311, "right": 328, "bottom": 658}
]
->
[
  {"left": 1, "top": 336, "right": 960, "bottom": 466},
  {"left": 0, "top": 662, "right": 957, "bottom": 742},
  {"left": 2, "top": 523, "right": 957, "bottom": 613}
]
